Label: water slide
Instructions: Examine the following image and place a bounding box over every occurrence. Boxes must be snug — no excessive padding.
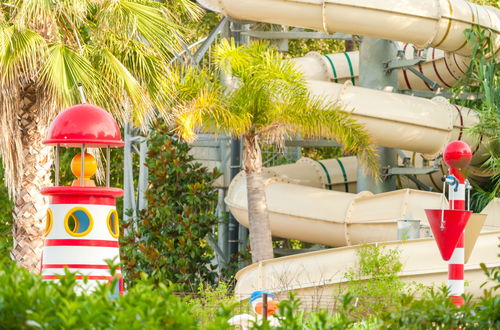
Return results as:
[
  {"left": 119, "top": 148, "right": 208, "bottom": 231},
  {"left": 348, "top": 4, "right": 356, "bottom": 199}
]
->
[
  {"left": 196, "top": 0, "right": 500, "bottom": 302},
  {"left": 293, "top": 45, "right": 470, "bottom": 91}
]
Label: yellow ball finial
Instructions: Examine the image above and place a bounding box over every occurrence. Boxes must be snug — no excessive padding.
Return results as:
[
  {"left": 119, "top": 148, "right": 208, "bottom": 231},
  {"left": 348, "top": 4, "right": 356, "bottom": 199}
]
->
[{"left": 71, "top": 152, "right": 97, "bottom": 180}]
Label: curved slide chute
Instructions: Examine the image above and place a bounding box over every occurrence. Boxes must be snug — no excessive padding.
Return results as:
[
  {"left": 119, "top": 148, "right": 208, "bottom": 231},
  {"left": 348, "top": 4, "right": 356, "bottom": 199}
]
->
[
  {"left": 198, "top": 0, "right": 499, "bottom": 56},
  {"left": 233, "top": 230, "right": 500, "bottom": 307}
]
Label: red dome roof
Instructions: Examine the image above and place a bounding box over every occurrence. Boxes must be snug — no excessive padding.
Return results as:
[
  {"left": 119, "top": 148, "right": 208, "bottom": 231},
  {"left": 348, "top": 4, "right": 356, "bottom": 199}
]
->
[{"left": 44, "top": 104, "right": 124, "bottom": 147}]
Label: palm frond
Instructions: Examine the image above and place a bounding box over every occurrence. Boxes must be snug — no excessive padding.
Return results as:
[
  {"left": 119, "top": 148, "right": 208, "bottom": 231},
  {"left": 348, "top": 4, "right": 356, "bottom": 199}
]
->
[
  {"left": 95, "top": 0, "right": 184, "bottom": 57},
  {"left": 0, "top": 26, "right": 47, "bottom": 84},
  {"left": 170, "top": 66, "right": 251, "bottom": 141},
  {"left": 86, "top": 45, "right": 153, "bottom": 127},
  {"left": 110, "top": 38, "right": 173, "bottom": 111},
  {"left": 39, "top": 43, "right": 116, "bottom": 113},
  {"left": 10, "top": 0, "right": 56, "bottom": 33}
]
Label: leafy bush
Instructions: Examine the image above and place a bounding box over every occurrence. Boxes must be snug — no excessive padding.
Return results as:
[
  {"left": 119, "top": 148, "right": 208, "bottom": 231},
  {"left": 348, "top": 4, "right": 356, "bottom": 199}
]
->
[
  {"left": 0, "top": 257, "right": 232, "bottom": 329},
  {"left": 344, "top": 244, "right": 405, "bottom": 316},
  {"left": 121, "top": 122, "right": 220, "bottom": 290},
  {"left": 187, "top": 282, "right": 240, "bottom": 327}
]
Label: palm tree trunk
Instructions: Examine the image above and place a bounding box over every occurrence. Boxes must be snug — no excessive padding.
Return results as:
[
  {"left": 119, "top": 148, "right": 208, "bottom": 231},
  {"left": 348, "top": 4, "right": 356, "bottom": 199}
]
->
[
  {"left": 243, "top": 134, "right": 273, "bottom": 263},
  {"left": 10, "top": 85, "right": 53, "bottom": 272}
]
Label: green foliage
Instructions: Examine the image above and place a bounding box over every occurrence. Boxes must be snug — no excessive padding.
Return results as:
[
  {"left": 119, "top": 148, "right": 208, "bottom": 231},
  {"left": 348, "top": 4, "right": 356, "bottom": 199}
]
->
[
  {"left": 0, "top": 257, "right": 232, "bottom": 329},
  {"left": 344, "top": 244, "right": 405, "bottom": 316},
  {"left": 121, "top": 122, "right": 220, "bottom": 290},
  {"left": 378, "top": 285, "right": 500, "bottom": 329},
  {"left": 453, "top": 25, "right": 499, "bottom": 210},
  {"left": 0, "top": 163, "right": 12, "bottom": 256},
  {"left": 187, "top": 282, "right": 239, "bottom": 327},
  {"left": 273, "top": 293, "right": 357, "bottom": 330}
]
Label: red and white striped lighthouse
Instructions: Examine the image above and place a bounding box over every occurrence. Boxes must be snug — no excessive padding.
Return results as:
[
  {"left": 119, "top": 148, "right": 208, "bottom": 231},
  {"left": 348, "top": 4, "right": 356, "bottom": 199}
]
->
[{"left": 41, "top": 104, "right": 125, "bottom": 294}]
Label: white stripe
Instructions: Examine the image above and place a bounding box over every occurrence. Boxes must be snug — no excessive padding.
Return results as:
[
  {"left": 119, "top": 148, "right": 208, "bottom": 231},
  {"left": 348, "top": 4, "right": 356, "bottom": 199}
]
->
[
  {"left": 449, "top": 247, "right": 464, "bottom": 264},
  {"left": 448, "top": 184, "right": 465, "bottom": 201},
  {"left": 43, "top": 246, "right": 120, "bottom": 264},
  {"left": 42, "top": 268, "right": 121, "bottom": 277},
  {"left": 448, "top": 280, "right": 464, "bottom": 296}
]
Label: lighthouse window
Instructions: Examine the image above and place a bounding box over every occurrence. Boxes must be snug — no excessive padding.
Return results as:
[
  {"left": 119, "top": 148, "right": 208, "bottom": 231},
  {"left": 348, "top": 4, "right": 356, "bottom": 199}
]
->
[
  {"left": 45, "top": 209, "right": 53, "bottom": 236},
  {"left": 64, "top": 207, "right": 93, "bottom": 237},
  {"left": 107, "top": 210, "right": 119, "bottom": 238}
]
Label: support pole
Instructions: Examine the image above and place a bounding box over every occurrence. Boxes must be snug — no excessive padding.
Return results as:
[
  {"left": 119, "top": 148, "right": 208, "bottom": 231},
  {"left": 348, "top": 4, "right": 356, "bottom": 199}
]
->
[
  {"left": 357, "top": 37, "right": 397, "bottom": 193},
  {"left": 447, "top": 171, "right": 466, "bottom": 307},
  {"left": 80, "top": 144, "right": 85, "bottom": 186},
  {"left": 137, "top": 139, "right": 148, "bottom": 211},
  {"left": 55, "top": 145, "right": 60, "bottom": 186},
  {"left": 123, "top": 124, "right": 136, "bottom": 225},
  {"left": 228, "top": 138, "right": 241, "bottom": 257},
  {"left": 227, "top": 22, "right": 250, "bottom": 260}
]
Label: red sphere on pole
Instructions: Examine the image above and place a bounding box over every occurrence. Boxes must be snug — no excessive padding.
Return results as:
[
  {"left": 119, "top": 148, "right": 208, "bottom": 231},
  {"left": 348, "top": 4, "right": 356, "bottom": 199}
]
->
[{"left": 443, "top": 140, "right": 472, "bottom": 169}]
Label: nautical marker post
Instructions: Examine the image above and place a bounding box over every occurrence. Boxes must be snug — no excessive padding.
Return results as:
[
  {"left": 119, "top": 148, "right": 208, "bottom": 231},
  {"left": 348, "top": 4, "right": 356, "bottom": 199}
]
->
[{"left": 425, "top": 140, "right": 473, "bottom": 307}]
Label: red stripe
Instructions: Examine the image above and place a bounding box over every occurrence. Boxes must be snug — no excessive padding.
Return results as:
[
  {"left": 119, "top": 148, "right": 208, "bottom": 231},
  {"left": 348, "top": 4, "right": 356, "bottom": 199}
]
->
[
  {"left": 450, "top": 295, "right": 464, "bottom": 307},
  {"left": 450, "top": 200, "right": 466, "bottom": 210},
  {"left": 45, "top": 239, "right": 118, "bottom": 247},
  {"left": 42, "top": 264, "right": 120, "bottom": 270},
  {"left": 453, "top": 105, "right": 464, "bottom": 140},
  {"left": 473, "top": 135, "right": 483, "bottom": 156},
  {"left": 50, "top": 195, "right": 116, "bottom": 206},
  {"left": 432, "top": 49, "right": 452, "bottom": 88},
  {"left": 443, "top": 54, "right": 460, "bottom": 81},
  {"left": 42, "top": 187, "right": 122, "bottom": 206},
  {"left": 418, "top": 50, "right": 433, "bottom": 91},
  {"left": 402, "top": 44, "right": 413, "bottom": 90},
  {"left": 452, "top": 54, "right": 466, "bottom": 75},
  {"left": 43, "top": 275, "right": 119, "bottom": 280},
  {"left": 456, "top": 235, "right": 464, "bottom": 248},
  {"left": 449, "top": 264, "right": 464, "bottom": 280}
]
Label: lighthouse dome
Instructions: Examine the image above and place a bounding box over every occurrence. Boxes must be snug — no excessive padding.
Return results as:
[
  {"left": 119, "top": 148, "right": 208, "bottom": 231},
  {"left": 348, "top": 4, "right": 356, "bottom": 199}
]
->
[{"left": 43, "top": 104, "right": 124, "bottom": 147}]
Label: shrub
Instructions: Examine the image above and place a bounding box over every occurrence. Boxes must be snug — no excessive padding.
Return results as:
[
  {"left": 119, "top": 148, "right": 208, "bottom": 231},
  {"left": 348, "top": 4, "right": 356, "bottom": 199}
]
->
[
  {"left": 0, "top": 257, "right": 232, "bottom": 329},
  {"left": 121, "top": 122, "right": 220, "bottom": 290},
  {"left": 343, "top": 244, "right": 406, "bottom": 316},
  {"left": 187, "top": 282, "right": 239, "bottom": 327}
]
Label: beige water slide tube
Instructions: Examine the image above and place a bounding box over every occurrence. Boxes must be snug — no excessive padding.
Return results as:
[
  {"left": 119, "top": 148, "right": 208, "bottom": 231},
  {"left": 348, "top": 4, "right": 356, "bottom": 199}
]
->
[
  {"left": 198, "top": 0, "right": 500, "bottom": 56},
  {"left": 233, "top": 230, "right": 500, "bottom": 308},
  {"left": 293, "top": 46, "right": 470, "bottom": 91},
  {"left": 226, "top": 172, "right": 449, "bottom": 246},
  {"left": 267, "top": 153, "right": 491, "bottom": 194}
]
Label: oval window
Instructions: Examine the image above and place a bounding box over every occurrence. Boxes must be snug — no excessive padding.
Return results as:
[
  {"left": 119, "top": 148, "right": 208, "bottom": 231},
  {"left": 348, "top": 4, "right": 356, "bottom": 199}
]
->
[
  {"left": 107, "top": 210, "right": 119, "bottom": 238},
  {"left": 45, "top": 209, "right": 53, "bottom": 236},
  {"left": 64, "top": 207, "right": 93, "bottom": 237}
]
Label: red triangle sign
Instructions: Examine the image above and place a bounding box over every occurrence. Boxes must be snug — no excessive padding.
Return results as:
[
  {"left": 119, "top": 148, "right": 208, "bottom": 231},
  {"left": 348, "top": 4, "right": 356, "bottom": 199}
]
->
[{"left": 425, "top": 209, "right": 472, "bottom": 261}]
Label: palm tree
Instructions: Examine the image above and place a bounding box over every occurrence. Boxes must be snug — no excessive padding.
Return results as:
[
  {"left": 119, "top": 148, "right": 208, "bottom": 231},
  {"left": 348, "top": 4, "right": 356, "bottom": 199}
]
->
[
  {"left": 172, "top": 40, "right": 378, "bottom": 263},
  {"left": 0, "top": 0, "right": 201, "bottom": 272}
]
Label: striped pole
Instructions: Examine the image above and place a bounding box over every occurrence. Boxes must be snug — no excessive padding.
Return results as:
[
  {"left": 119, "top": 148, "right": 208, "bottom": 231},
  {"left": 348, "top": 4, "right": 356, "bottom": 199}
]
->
[{"left": 447, "top": 169, "right": 465, "bottom": 307}]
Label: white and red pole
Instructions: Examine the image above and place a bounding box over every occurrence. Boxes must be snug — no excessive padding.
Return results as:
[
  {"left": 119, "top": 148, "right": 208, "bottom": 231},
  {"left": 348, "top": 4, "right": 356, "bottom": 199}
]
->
[
  {"left": 443, "top": 141, "right": 472, "bottom": 307},
  {"left": 446, "top": 171, "right": 465, "bottom": 306}
]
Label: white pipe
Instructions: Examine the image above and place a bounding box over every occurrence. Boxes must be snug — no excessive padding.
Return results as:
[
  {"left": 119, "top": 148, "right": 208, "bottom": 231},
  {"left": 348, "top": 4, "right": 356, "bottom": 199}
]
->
[
  {"left": 292, "top": 45, "right": 470, "bottom": 90},
  {"left": 198, "top": 0, "right": 499, "bottom": 56}
]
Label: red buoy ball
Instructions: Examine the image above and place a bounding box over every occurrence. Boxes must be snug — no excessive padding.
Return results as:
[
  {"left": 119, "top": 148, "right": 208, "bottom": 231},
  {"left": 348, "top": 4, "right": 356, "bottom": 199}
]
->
[{"left": 443, "top": 141, "right": 472, "bottom": 169}]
